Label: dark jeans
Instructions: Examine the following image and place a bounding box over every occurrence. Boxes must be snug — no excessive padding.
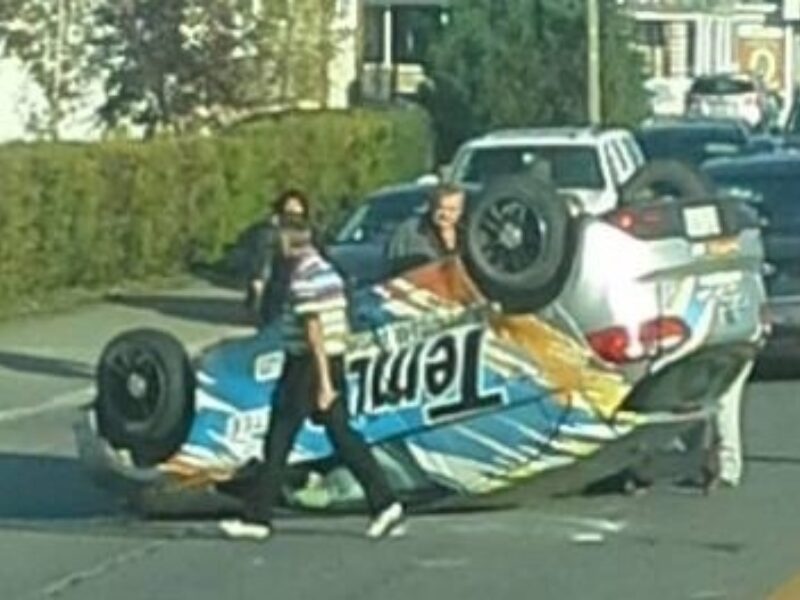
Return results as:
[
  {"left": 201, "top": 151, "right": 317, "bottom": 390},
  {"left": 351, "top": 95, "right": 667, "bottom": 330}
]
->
[{"left": 246, "top": 353, "right": 395, "bottom": 524}]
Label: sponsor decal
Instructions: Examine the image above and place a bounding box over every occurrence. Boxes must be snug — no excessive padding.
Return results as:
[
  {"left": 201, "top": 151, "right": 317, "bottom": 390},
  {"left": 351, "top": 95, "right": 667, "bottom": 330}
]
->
[
  {"left": 348, "top": 326, "right": 505, "bottom": 422},
  {"left": 254, "top": 352, "right": 284, "bottom": 382}
]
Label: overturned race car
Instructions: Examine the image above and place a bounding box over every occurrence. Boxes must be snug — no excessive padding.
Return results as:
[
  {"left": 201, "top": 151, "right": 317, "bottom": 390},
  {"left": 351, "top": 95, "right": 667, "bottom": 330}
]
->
[{"left": 76, "top": 166, "right": 769, "bottom": 516}]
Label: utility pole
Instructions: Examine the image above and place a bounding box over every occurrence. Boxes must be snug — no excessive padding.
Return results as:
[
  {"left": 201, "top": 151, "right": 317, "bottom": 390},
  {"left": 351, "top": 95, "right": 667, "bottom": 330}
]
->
[
  {"left": 587, "top": 0, "right": 601, "bottom": 125},
  {"left": 51, "top": 0, "right": 66, "bottom": 139}
]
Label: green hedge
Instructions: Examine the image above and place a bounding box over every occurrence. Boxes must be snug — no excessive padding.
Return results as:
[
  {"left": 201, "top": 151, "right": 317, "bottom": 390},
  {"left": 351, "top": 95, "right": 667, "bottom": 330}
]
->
[{"left": 0, "top": 108, "right": 432, "bottom": 314}]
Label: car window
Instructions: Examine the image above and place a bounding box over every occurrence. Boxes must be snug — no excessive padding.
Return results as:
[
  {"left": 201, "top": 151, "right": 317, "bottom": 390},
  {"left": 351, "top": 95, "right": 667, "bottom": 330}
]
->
[
  {"left": 609, "top": 140, "right": 632, "bottom": 181},
  {"left": 603, "top": 144, "right": 623, "bottom": 186},
  {"left": 787, "top": 102, "right": 800, "bottom": 135},
  {"left": 336, "top": 190, "right": 427, "bottom": 243},
  {"left": 637, "top": 126, "right": 747, "bottom": 166},
  {"left": 621, "top": 135, "right": 645, "bottom": 168},
  {"left": 690, "top": 78, "right": 755, "bottom": 95},
  {"left": 457, "top": 145, "right": 605, "bottom": 190}
]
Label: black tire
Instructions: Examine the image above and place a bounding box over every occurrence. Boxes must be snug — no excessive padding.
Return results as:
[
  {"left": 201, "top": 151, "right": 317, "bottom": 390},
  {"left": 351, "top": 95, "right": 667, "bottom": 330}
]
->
[
  {"left": 463, "top": 175, "right": 576, "bottom": 312},
  {"left": 96, "top": 328, "right": 194, "bottom": 465},
  {"left": 620, "top": 160, "right": 714, "bottom": 205}
]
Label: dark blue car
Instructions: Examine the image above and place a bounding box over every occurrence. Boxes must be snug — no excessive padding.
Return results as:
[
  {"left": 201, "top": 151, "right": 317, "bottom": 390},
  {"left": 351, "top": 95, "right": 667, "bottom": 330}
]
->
[
  {"left": 636, "top": 117, "right": 780, "bottom": 168},
  {"left": 704, "top": 151, "right": 800, "bottom": 375},
  {"left": 326, "top": 183, "right": 434, "bottom": 284},
  {"left": 704, "top": 151, "right": 800, "bottom": 296}
]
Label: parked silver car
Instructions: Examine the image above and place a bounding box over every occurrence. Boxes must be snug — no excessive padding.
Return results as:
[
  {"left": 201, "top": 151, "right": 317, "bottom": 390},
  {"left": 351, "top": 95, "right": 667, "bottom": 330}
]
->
[{"left": 686, "top": 74, "right": 770, "bottom": 130}]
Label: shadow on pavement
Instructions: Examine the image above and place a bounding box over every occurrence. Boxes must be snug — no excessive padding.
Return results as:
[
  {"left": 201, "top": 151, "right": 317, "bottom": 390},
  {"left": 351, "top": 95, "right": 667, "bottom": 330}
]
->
[
  {"left": 0, "top": 453, "right": 397, "bottom": 541},
  {"left": 0, "top": 453, "right": 246, "bottom": 540},
  {"left": 0, "top": 351, "right": 93, "bottom": 380},
  {"left": 0, "top": 453, "right": 118, "bottom": 521},
  {"left": 107, "top": 293, "right": 253, "bottom": 328},
  {"left": 752, "top": 325, "right": 800, "bottom": 381}
]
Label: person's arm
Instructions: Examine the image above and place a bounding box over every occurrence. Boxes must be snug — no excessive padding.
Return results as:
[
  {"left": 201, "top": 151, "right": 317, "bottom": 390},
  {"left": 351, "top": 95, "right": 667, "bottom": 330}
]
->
[
  {"left": 387, "top": 219, "right": 442, "bottom": 275},
  {"left": 385, "top": 221, "right": 408, "bottom": 262},
  {"left": 259, "top": 227, "right": 279, "bottom": 275},
  {"left": 303, "top": 313, "right": 337, "bottom": 412},
  {"left": 248, "top": 227, "right": 280, "bottom": 318}
]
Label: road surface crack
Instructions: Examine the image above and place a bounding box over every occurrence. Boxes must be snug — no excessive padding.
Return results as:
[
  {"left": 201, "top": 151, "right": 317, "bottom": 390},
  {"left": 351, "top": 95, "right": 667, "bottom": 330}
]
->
[{"left": 23, "top": 540, "right": 166, "bottom": 599}]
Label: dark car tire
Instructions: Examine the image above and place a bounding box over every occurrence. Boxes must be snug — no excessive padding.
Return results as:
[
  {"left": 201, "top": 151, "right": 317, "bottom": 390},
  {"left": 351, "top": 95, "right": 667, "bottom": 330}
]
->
[
  {"left": 96, "top": 328, "right": 195, "bottom": 465},
  {"left": 620, "top": 160, "right": 715, "bottom": 205},
  {"left": 463, "top": 175, "right": 577, "bottom": 312}
]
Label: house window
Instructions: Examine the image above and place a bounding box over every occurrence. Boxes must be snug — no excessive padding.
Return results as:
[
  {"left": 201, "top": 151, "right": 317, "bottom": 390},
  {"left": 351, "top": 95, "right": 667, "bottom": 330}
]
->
[
  {"left": 336, "top": 0, "right": 352, "bottom": 19},
  {"left": 636, "top": 21, "right": 666, "bottom": 47},
  {"left": 391, "top": 6, "right": 443, "bottom": 65},
  {"left": 363, "top": 6, "right": 384, "bottom": 62}
]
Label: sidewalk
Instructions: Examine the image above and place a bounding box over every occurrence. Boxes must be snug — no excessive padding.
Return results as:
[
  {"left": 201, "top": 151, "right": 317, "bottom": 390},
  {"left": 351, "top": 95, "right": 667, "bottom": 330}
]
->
[{"left": 0, "top": 279, "right": 252, "bottom": 420}]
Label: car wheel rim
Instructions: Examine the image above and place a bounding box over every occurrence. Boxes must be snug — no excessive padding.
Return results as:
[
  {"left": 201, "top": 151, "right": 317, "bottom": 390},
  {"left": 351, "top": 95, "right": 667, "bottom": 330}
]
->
[
  {"left": 477, "top": 197, "right": 546, "bottom": 274},
  {"left": 105, "top": 344, "right": 165, "bottom": 426}
]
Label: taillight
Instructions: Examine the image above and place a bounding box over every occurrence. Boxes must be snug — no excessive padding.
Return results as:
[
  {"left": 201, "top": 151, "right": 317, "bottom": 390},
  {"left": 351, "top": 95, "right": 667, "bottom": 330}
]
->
[
  {"left": 607, "top": 206, "right": 672, "bottom": 239},
  {"left": 587, "top": 327, "right": 630, "bottom": 364},
  {"left": 640, "top": 316, "right": 689, "bottom": 352},
  {"left": 587, "top": 317, "right": 689, "bottom": 364}
]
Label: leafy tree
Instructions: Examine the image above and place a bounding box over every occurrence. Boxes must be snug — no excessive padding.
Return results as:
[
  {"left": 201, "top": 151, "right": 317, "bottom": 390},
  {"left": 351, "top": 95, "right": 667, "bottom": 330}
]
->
[
  {"left": 264, "top": 0, "right": 346, "bottom": 109},
  {"left": 422, "top": 0, "right": 647, "bottom": 161},
  {"left": 599, "top": 4, "right": 649, "bottom": 126},
  {"left": 0, "top": 0, "right": 96, "bottom": 139},
  {"left": 91, "top": 0, "right": 200, "bottom": 137},
  {"left": 88, "top": 0, "right": 350, "bottom": 137}
]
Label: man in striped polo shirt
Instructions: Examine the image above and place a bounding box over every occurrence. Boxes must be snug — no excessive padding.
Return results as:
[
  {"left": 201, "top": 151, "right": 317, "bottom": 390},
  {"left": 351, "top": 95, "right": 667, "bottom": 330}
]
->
[{"left": 221, "top": 225, "right": 404, "bottom": 540}]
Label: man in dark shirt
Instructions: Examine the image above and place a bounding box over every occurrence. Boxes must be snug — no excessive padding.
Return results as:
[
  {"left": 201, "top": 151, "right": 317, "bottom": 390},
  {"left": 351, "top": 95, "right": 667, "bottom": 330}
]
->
[
  {"left": 386, "top": 183, "right": 466, "bottom": 274},
  {"left": 246, "top": 189, "right": 310, "bottom": 325}
]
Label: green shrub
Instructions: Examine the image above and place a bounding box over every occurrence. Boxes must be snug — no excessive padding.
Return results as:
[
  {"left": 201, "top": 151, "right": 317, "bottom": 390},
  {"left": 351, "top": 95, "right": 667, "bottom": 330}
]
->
[{"left": 0, "top": 107, "right": 431, "bottom": 315}]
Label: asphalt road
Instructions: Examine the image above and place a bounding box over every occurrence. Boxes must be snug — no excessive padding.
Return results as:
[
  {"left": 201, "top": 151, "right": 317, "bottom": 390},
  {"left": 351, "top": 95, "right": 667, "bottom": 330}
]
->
[{"left": 0, "top": 281, "right": 798, "bottom": 600}]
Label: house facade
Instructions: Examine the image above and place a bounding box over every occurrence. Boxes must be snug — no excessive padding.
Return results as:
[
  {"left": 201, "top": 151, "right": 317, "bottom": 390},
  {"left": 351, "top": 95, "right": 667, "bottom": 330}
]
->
[
  {"left": 622, "top": 0, "right": 797, "bottom": 103},
  {"left": 359, "top": 0, "right": 448, "bottom": 100}
]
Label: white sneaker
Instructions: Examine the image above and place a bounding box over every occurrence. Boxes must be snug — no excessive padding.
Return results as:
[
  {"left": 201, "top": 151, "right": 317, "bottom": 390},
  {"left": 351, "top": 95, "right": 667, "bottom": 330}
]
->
[
  {"left": 387, "top": 522, "right": 407, "bottom": 538},
  {"left": 366, "top": 502, "right": 405, "bottom": 539},
  {"left": 219, "top": 519, "right": 271, "bottom": 540}
]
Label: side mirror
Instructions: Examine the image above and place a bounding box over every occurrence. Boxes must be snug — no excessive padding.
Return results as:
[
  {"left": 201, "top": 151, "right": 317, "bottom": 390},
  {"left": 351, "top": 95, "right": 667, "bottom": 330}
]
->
[
  {"left": 416, "top": 164, "right": 454, "bottom": 185},
  {"left": 333, "top": 227, "right": 365, "bottom": 244},
  {"left": 416, "top": 173, "right": 440, "bottom": 185}
]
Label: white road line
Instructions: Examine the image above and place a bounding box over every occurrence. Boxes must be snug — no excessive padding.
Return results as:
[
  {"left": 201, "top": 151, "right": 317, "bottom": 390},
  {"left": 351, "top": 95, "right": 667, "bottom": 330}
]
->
[
  {"left": 0, "top": 387, "right": 94, "bottom": 424},
  {"left": 539, "top": 514, "right": 627, "bottom": 533},
  {"left": 414, "top": 557, "right": 470, "bottom": 570},
  {"left": 442, "top": 512, "right": 627, "bottom": 536}
]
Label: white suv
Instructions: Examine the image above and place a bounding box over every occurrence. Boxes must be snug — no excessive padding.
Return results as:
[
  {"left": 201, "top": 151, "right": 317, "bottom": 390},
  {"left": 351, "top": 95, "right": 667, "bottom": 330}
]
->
[{"left": 448, "top": 127, "right": 646, "bottom": 215}]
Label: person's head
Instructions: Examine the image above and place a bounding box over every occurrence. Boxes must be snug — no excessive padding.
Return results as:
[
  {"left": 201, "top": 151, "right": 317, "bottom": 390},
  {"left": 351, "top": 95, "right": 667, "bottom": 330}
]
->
[
  {"left": 273, "top": 188, "right": 310, "bottom": 227},
  {"left": 428, "top": 183, "right": 465, "bottom": 232}
]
